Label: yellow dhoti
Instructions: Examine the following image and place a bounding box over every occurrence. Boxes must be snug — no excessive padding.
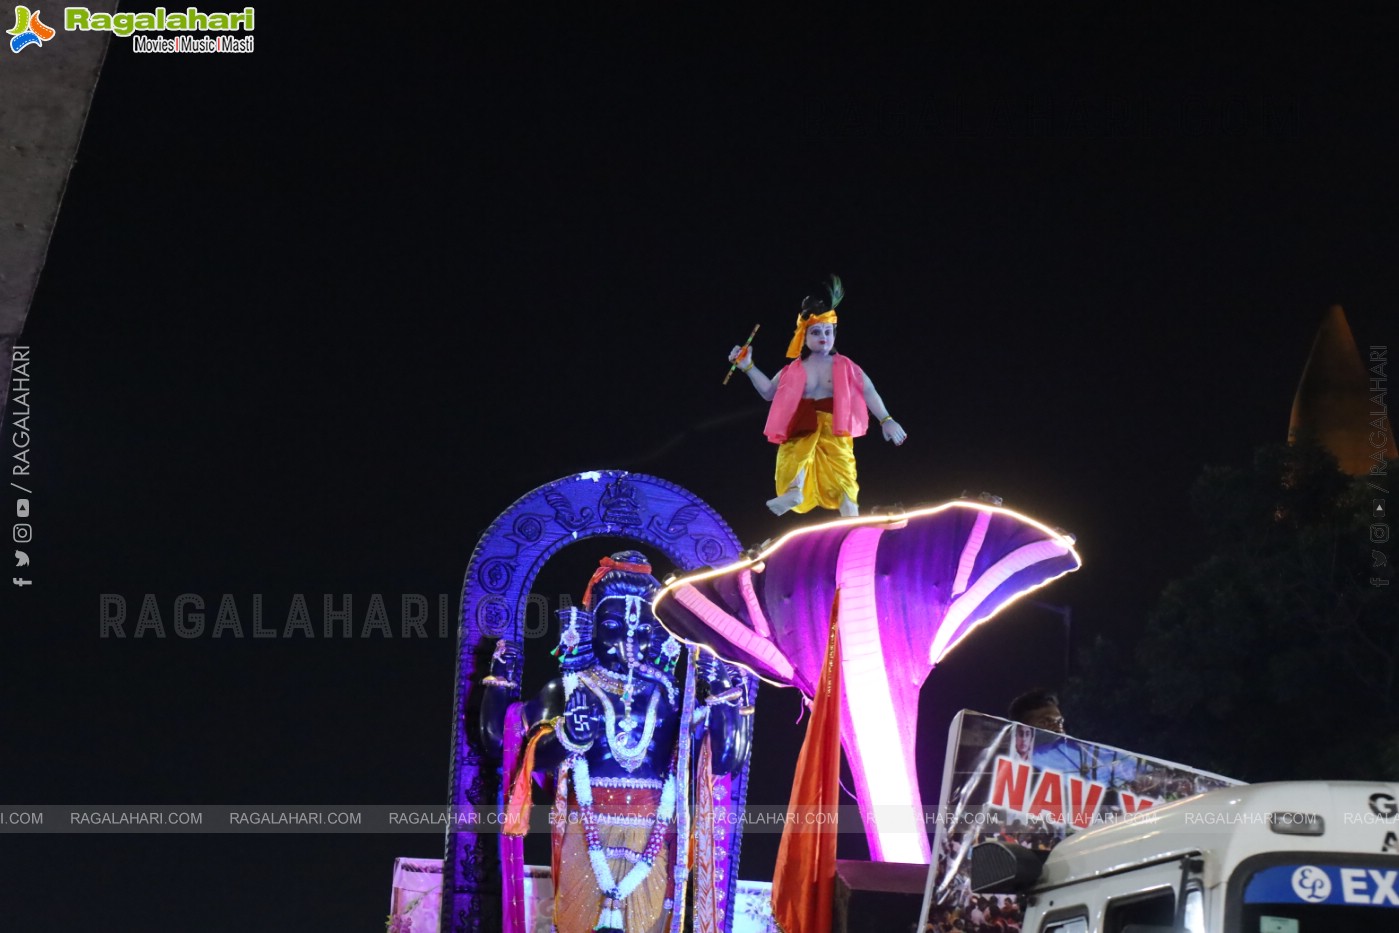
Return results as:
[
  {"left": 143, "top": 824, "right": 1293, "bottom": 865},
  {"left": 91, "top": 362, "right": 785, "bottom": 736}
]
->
[
  {"left": 552, "top": 782, "right": 674, "bottom": 933},
  {"left": 774, "top": 411, "right": 858, "bottom": 513}
]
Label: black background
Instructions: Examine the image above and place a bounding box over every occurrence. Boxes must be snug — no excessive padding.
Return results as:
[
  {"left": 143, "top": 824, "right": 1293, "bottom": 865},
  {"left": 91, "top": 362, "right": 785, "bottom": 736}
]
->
[{"left": 2, "top": 8, "right": 1396, "bottom": 930}]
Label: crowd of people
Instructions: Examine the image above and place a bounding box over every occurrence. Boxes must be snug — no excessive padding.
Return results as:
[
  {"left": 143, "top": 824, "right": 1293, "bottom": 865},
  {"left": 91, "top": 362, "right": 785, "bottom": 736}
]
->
[{"left": 919, "top": 895, "right": 1025, "bottom": 933}]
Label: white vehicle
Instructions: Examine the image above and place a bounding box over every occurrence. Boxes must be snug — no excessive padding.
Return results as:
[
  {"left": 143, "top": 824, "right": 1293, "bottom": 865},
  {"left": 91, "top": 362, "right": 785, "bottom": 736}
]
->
[{"left": 971, "top": 781, "right": 1399, "bottom": 933}]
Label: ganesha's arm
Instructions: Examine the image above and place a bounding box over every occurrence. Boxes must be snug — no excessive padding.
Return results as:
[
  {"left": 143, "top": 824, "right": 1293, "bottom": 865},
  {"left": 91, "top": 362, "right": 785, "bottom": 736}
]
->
[
  {"left": 697, "top": 654, "right": 753, "bottom": 775},
  {"left": 522, "top": 679, "right": 573, "bottom": 774},
  {"left": 478, "top": 638, "right": 524, "bottom": 755},
  {"left": 704, "top": 698, "right": 753, "bottom": 776}
]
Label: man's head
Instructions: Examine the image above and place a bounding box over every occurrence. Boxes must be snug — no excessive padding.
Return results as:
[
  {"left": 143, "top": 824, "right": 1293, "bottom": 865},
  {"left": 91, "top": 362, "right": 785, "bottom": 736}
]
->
[
  {"left": 786, "top": 274, "right": 845, "bottom": 359},
  {"left": 1008, "top": 689, "right": 1065, "bottom": 733}
]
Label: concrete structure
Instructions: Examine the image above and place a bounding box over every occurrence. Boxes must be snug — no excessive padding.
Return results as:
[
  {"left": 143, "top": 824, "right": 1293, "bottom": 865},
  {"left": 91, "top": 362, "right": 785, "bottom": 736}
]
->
[{"left": 0, "top": 3, "right": 114, "bottom": 415}]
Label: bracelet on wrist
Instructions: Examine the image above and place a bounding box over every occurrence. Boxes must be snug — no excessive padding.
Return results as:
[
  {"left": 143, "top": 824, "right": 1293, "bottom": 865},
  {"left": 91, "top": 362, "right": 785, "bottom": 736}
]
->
[
  {"left": 704, "top": 685, "right": 745, "bottom": 706},
  {"left": 879, "top": 415, "right": 894, "bottom": 424},
  {"left": 741, "top": 361, "right": 754, "bottom": 373}
]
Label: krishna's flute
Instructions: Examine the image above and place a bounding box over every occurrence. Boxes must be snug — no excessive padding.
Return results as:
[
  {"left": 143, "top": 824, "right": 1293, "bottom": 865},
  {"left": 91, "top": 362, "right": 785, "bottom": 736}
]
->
[{"left": 722, "top": 323, "right": 761, "bottom": 385}]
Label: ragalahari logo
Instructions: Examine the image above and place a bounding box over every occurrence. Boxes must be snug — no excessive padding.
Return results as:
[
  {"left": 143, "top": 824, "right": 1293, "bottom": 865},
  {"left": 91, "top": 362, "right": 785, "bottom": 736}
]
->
[{"left": 8, "top": 5, "right": 54, "bottom": 52}]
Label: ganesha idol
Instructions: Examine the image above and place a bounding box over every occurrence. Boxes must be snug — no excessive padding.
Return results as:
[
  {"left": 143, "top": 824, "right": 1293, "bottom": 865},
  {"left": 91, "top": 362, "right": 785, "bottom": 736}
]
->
[{"left": 479, "top": 551, "right": 751, "bottom": 933}]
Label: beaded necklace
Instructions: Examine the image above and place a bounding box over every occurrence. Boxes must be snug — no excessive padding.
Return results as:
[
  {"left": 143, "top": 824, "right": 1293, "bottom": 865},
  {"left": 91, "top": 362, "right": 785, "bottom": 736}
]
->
[{"left": 581, "top": 664, "right": 677, "bottom": 706}]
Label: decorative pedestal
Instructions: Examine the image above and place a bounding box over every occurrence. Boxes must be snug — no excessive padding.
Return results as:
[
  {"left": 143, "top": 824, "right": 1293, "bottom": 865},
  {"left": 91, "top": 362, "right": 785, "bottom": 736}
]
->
[{"left": 388, "top": 858, "right": 441, "bottom": 932}]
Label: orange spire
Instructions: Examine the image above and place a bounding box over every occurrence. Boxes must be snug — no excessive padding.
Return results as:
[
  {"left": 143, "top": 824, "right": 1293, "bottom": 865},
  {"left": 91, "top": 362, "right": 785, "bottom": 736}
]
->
[{"left": 1288, "top": 305, "right": 1396, "bottom": 475}]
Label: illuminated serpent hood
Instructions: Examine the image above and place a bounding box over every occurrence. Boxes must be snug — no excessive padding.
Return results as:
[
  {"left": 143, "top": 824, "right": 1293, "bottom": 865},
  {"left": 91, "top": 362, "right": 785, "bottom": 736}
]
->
[{"left": 651, "top": 499, "right": 1082, "bottom": 863}]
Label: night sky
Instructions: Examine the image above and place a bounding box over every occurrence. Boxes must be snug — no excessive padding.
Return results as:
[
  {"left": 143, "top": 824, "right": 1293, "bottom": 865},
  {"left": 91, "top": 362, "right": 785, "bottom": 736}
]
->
[{"left": 3, "top": 9, "right": 1396, "bottom": 931}]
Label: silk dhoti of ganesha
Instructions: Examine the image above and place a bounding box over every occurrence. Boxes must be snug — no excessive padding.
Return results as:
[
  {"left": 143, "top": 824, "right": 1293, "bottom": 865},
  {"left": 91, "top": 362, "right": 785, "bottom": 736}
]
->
[
  {"left": 729, "top": 275, "right": 907, "bottom": 517},
  {"left": 479, "top": 552, "right": 750, "bottom": 933}
]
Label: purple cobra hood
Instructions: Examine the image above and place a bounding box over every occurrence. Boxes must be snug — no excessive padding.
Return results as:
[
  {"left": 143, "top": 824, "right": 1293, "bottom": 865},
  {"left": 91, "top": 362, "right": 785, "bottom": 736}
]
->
[{"left": 651, "top": 499, "right": 1082, "bottom": 863}]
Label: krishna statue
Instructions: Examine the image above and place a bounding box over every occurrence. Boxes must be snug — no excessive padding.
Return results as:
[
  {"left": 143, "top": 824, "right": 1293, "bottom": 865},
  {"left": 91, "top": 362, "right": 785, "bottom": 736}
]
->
[{"left": 728, "top": 275, "right": 907, "bottom": 516}]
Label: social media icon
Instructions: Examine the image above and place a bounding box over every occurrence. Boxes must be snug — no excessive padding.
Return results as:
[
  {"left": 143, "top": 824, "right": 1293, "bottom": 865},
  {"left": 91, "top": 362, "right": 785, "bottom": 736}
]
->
[
  {"left": 12, "top": 524, "right": 32, "bottom": 543},
  {"left": 1376, "top": 500, "right": 1389, "bottom": 520},
  {"left": 14, "top": 550, "right": 28, "bottom": 567},
  {"left": 15, "top": 499, "right": 29, "bottom": 517},
  {"left": 12, "top": 577, "right": 31, "bottom": 587},
  {"left": 1373, "top": 524, "right": 1392, "bottom": 544}
]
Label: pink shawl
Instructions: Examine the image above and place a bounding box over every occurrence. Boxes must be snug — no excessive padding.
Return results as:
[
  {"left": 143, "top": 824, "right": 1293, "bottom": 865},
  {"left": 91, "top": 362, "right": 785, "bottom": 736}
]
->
[{"left": 763, "top": 356, "right": 868, "bottom": 444}]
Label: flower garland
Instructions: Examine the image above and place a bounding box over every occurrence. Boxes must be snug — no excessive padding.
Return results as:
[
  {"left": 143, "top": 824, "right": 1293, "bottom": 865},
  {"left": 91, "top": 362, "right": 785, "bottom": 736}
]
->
[{"left": 572, "top": 755, "right": 677, "bottom": 932}]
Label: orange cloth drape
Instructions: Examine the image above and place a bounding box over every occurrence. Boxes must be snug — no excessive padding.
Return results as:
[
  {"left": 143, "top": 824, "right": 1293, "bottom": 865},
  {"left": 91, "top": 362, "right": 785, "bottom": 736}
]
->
[
  {"left": 504, "top": 719, "right": 555, "bottom": 837},
  {"left": 771, "top": 591, "right": 842, "bottom": 933},
  {"left": 691, "top": 738, "right": 719, "bottom": 933}
]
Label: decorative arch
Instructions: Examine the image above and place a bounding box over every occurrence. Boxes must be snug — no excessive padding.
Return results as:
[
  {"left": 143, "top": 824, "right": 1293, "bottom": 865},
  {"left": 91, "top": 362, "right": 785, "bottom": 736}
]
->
[{"left": 442, "top": 470, "right": 750, "bottom": 933}]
